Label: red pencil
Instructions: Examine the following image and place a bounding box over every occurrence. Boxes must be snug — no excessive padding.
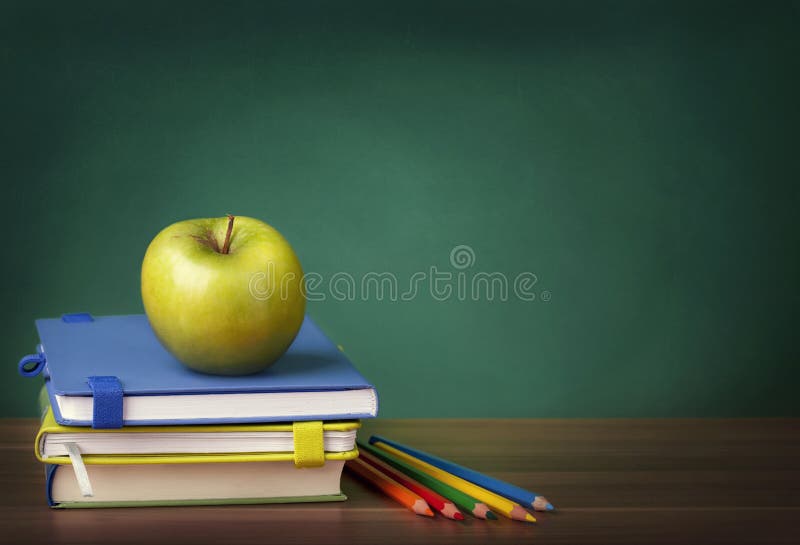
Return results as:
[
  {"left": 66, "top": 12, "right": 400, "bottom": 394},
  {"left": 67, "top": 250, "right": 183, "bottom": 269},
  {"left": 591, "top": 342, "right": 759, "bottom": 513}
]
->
[{"left": 359, "top": 449, "right": 465, "bottom": 520}]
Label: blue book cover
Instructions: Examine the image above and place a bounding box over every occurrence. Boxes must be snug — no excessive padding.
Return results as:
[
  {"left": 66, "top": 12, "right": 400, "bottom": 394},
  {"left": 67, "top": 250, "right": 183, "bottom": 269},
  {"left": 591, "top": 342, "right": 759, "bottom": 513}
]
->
[{"left": 20, "top": 314, "right": 377, "bottom": 427}]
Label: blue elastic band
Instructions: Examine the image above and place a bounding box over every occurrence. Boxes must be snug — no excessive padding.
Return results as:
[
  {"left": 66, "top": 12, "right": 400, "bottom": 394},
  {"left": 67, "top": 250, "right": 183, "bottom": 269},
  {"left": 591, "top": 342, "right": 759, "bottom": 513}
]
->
[
  {"left": 62, "top": 313, "right": 94, "bottom": 323},
  {"left": 18, "top": 344, "right": 47, "bottom": 377},
  {"left": 87, "top": 376, "right": 124, "bottom": 429}
]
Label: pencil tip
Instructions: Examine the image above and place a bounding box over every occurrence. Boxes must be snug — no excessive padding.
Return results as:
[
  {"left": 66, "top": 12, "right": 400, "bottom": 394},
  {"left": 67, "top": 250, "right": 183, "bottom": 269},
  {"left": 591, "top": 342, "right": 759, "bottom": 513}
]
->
[
  {"left": 486, "top": 511, "right": 498, "bottom": 520},
  {"left": 413, "top": 499, "right": 434, "bottom": 516},
  {"left": 441, "top": 503, "right": 464, "bottom": 520},
  {"left": 511, "top": 505, "right": 537, "bottom": 522},
  {"left": 532, "top": 497, "right": 555, "bottom": 512}
]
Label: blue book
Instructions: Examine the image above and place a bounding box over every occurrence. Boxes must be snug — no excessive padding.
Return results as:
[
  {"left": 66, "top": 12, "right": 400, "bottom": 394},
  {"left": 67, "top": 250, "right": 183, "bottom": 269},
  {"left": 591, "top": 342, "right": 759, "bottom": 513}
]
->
[{"left": 19, "top": 313, "right": 377, "bottom": 427}]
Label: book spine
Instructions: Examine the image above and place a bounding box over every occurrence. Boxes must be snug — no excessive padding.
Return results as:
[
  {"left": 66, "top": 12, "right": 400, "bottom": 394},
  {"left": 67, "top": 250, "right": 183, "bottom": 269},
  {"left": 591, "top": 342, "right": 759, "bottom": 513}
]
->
[
  {"left": 44, "top": 464, "right": 58, "bottom": 507},
  {"left": 38, "top": 386, "right": 51, "bottom": 420}
]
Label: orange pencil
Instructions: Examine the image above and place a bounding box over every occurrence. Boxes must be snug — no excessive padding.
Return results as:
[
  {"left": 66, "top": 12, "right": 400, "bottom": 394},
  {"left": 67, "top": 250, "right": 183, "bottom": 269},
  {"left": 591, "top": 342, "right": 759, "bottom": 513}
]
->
[
  {"left": 359, "top": 449, "right": 465, "bottom": 520},
  {"left": 346, "top": 457, "right": 434, "bottom": 516}
]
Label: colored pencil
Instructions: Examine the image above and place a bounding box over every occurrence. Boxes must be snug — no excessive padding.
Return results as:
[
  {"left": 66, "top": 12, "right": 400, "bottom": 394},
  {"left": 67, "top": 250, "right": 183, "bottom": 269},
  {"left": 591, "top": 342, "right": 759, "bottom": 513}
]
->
[
  {"left": 370, "top": 435, "right": 554, "bottom": 511},
  {"left": 359, "top": 449, "right": 465, "bottom": 520},
  {"left": 357, "top": 441, "right": 496, "bottom": 520},
  {"left": 345, "top": 457, "right": 434, "bottom": 516},
  {"left": 371, "top": 439, "right": 536, "bottom": 523}
]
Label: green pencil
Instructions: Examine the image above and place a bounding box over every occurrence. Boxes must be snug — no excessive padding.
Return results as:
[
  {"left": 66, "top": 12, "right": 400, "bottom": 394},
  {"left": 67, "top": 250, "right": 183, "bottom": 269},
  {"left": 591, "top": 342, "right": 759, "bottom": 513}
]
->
[{"left": 357, "top": 441, "right": 496, "bottom": 520}]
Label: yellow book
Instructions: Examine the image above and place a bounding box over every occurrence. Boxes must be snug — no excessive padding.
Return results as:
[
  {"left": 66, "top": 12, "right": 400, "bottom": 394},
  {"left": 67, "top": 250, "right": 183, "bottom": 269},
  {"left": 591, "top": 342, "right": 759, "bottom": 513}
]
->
[{"left": 36, "top": 406, "right": 359, "bottom": 466}]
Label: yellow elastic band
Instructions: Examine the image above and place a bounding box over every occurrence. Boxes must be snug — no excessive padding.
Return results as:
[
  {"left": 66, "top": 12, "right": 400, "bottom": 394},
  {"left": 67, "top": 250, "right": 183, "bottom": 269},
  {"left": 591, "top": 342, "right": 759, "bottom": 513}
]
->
[{"left": 292, "top": 421, "right": 325, "bottom": 468}]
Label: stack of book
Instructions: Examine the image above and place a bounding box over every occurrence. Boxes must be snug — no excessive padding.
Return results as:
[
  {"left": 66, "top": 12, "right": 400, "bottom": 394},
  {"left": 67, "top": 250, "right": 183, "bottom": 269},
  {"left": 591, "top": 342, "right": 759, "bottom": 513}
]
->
[{"left": 19, "top": 313, "right": 378, "bottom": 508}]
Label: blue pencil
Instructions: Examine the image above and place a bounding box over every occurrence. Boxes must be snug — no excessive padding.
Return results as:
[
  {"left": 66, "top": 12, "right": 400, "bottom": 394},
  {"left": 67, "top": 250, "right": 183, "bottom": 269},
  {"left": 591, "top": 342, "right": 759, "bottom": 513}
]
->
[{"left": 369, "top": 435, "right": 555, "bottom": 512}]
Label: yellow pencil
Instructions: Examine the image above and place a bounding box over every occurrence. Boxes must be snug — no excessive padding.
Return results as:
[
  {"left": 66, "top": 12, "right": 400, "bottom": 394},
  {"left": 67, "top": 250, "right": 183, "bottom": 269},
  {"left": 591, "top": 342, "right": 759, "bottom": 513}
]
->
[{"left": 372, "top": 440, "right": 536, "bottom": 523}]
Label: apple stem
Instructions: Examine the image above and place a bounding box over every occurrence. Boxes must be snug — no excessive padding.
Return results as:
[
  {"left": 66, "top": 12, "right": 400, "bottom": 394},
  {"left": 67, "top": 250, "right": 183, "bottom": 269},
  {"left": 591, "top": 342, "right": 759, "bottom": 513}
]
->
[{"left": 221, "top": 214, "right": 235, "bottom": 254}]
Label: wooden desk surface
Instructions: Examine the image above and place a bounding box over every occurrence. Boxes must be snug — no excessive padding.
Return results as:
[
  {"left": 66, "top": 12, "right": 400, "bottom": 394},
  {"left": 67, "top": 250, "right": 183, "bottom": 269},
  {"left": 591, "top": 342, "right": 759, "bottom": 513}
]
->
[{"left": 0, "top": 418, "right": 797, "bottom": 544}]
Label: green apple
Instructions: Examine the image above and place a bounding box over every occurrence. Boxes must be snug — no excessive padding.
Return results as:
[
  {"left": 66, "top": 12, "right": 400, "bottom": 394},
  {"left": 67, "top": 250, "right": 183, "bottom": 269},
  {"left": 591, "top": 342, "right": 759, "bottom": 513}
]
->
[{"left": 141, "top": 215, "right": 306, "bottom": 375}]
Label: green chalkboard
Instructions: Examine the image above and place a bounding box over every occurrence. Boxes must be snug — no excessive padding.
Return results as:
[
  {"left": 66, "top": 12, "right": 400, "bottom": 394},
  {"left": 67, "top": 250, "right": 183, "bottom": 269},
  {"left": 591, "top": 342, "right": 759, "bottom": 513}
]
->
[{"left": 2, "top": 0, "right": 798, "bottom": 417}]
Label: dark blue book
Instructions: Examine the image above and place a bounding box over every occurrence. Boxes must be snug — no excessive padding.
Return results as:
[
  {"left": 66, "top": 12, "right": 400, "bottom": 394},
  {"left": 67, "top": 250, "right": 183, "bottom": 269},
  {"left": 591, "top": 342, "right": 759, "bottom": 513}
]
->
[{"left": 19, "top": 313, "right": 377, "bottom": 427}]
